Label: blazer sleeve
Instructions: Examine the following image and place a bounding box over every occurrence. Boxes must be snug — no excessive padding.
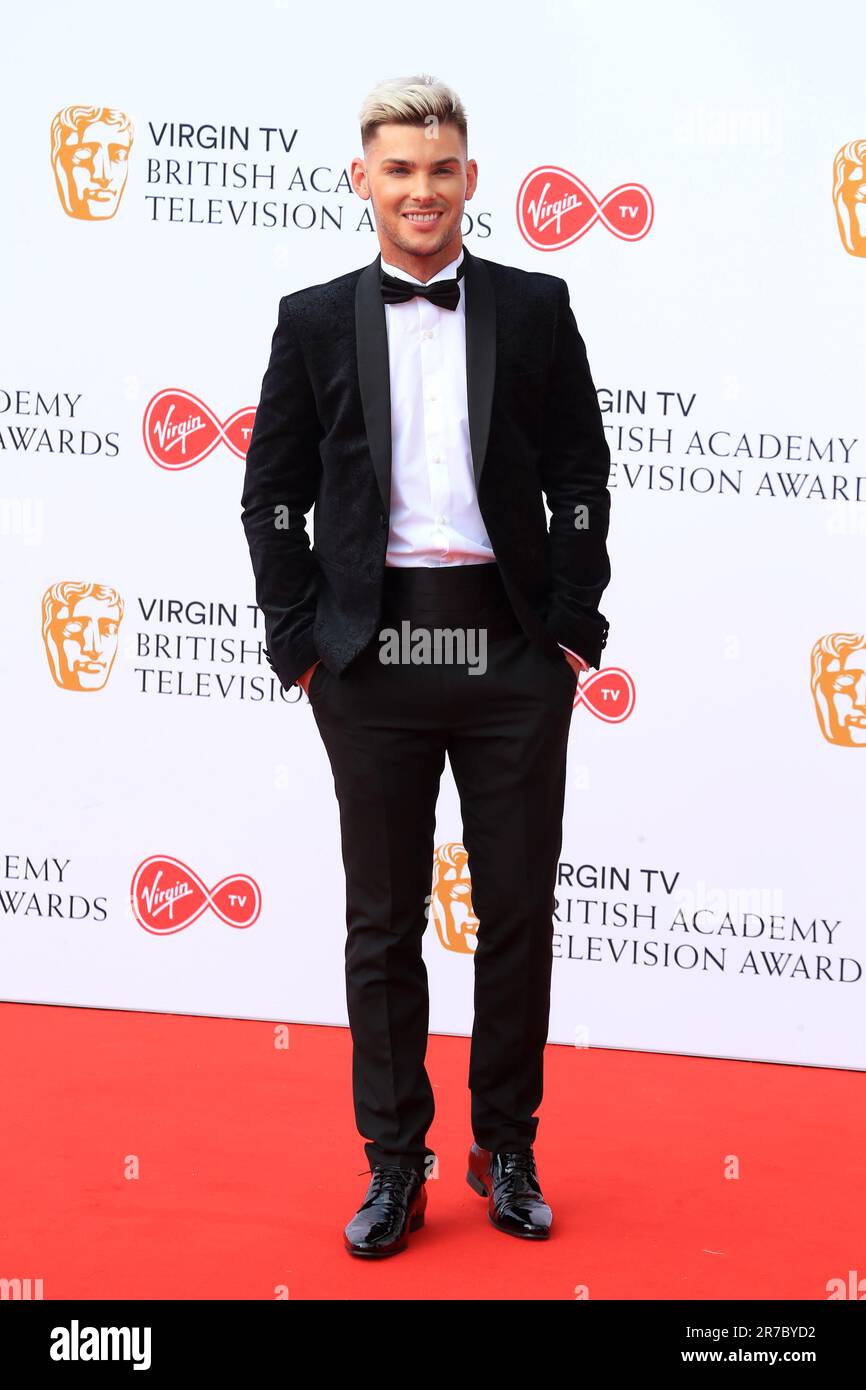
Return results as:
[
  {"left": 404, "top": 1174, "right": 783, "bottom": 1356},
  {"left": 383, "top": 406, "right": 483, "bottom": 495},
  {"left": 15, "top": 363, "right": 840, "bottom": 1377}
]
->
[
  {"left": 240, "top": 295, "right": 322, "bottom": 689},
  {"left": 538, "top": 279, "right": 612, "bottom": 670}
]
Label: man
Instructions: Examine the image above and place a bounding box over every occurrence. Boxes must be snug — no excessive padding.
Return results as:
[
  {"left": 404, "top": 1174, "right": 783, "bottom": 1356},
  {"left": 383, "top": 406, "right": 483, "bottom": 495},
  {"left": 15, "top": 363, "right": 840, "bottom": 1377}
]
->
[{"left": 240, "top": 74, "right": 611, "bottom": 1257}]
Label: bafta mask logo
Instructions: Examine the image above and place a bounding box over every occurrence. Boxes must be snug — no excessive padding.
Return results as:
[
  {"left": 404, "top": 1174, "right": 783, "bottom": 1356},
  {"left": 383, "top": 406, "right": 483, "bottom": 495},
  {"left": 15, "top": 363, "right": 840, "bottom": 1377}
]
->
[
  {"left": 811, "top": 633, "right": 866, "bottom": 746},
  {"left": 832, "top": 140, "right": 866, "bottom": 257},
  {"left": 430, "top": 842, "right": 479, "bottom": 954},
  {"left": 51, "top": 105, "right": 134, "bottom": 220},
  {"left": 42, "top": 580, "right": 124, "bottom": 691}
]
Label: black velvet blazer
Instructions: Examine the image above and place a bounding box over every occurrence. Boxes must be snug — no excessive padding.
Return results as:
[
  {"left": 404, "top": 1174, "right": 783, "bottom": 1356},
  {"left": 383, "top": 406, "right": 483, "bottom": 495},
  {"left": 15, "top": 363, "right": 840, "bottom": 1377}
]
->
[{"left": 240, "top": 243, "right": 611, "bottom": 689}]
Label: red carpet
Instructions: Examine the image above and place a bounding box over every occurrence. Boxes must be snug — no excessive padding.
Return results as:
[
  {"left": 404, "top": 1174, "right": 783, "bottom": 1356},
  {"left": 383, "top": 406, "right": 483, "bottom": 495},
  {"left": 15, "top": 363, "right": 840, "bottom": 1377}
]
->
[{"left": 2, "top": 1002, "right": 862, "bottom": 1300}]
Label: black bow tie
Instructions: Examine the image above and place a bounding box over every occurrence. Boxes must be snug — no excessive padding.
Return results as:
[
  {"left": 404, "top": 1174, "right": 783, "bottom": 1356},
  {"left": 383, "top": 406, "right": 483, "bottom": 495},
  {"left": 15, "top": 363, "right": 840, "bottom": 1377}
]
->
[{"left": 380, "top": 259, "right": 465, "bottom": 311}]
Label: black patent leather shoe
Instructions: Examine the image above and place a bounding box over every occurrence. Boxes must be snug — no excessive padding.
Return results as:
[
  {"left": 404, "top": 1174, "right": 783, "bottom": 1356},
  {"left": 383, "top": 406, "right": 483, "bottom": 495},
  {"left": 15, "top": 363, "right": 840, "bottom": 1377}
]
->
[
  {"left": 343, "top": 1164, "right": 427, "bottom": 1257},
  {"left": 466, "top": 1143, "right": 553, "bottom": 1239}
]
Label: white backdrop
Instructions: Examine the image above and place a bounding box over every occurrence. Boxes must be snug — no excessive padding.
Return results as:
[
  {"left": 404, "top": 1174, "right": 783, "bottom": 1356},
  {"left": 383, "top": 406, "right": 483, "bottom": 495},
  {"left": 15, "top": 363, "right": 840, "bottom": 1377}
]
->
[{"left": 2, "top": 0, "right": 864, "bottom": 1069}]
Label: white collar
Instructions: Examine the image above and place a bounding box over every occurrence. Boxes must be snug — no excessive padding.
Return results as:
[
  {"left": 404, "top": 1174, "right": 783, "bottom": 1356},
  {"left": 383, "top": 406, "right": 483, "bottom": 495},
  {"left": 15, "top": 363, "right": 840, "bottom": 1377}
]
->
[{"left": 380, "top": 245, "right": 465, "bottom": 286}]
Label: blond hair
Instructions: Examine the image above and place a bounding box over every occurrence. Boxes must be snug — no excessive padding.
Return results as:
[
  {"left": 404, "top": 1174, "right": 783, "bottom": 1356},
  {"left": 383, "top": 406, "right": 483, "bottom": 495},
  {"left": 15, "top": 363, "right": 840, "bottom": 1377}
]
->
[{"left": 359, "top": 74, "right": 468, "bottom": 152}]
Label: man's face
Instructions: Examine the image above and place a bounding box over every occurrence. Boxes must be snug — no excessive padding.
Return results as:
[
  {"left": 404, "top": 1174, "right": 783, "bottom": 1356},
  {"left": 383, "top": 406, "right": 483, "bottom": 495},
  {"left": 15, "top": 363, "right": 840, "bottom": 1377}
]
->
[{"left": 351, "top": 121, "right": 477, "bottom": 271}]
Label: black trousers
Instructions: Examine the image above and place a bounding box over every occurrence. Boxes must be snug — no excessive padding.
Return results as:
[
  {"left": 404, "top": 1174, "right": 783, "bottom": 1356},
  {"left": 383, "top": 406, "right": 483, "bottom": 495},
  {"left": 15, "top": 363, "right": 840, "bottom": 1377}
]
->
[{"left": 307, "top": 562, "right": 577, "bottom": 1175}]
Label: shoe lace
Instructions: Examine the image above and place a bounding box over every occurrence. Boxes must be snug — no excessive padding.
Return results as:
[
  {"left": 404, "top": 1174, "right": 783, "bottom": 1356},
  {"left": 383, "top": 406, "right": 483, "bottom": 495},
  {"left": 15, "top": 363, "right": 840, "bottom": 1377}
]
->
[
  {"left": 500, "top": 1149, "right": 535, "bottom": 1173},
  {"left": 495, "top": 1149, "right": 540, "bottom": 1192},
  {"left": 357, "top": 1164, "right": 419, "bottom": 1195}
]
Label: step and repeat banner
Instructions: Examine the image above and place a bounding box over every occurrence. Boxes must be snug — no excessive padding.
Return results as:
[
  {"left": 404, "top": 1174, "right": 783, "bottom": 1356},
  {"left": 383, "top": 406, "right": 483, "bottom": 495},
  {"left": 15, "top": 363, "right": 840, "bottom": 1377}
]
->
[{"left": 2, "top": 1, "right": 864, "bottom": 1069}]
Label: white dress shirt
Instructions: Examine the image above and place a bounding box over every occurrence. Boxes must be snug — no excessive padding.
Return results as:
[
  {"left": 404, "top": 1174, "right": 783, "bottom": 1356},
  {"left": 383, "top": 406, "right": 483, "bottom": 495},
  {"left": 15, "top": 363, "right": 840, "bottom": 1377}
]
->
[{"left": 379, "top": 247, "right": 588, "bottom": 670}]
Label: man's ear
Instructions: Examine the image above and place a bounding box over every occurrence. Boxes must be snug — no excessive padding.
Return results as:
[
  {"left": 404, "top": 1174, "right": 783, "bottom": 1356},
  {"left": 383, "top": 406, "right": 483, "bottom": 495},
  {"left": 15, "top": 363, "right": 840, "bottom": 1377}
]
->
[{"left": 350, "top": 158, "right": 370, "bottom": 199}]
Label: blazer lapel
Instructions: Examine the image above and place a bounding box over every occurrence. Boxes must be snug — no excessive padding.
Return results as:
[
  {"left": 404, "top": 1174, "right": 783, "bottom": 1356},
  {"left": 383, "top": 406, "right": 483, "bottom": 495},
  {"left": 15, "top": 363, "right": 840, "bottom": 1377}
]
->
[
  {"left": 355, "top": 252, "right": 392, "bottom": 518},
  {"left": 354, "top": 244, "right": 497, "bottom": 517},
  {"left": 462, "top": 244, "right": 496, "bottom": 493}
]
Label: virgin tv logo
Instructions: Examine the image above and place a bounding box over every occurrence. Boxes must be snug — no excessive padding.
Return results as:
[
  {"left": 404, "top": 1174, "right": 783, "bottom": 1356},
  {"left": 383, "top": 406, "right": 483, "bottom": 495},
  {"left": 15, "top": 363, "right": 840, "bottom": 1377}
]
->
[
  {"left": 143, "top": 390, "right": 255, "bottom": 469},
  {"left": 131, "top": 855, "right": 262, "bottom": 933},
  {"left": 517, "top": 166, "right": 653, "bottom": 250}
]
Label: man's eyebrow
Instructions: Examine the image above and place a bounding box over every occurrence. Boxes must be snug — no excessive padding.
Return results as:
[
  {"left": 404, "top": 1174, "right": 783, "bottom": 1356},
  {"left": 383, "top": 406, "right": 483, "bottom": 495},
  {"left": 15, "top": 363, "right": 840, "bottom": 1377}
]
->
[{"left": 380, "top": 157, "right": 460, "bottom": 167}]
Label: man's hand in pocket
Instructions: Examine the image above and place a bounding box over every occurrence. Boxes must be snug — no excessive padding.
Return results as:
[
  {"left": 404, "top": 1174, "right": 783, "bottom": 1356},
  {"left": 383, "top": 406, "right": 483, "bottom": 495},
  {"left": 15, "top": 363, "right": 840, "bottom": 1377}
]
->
[
  {"left": 562, "top": 651, "right": 584, "bottom": 681},
  {"left": 297, "top": 659, "right": 321, "bottom": 695}
]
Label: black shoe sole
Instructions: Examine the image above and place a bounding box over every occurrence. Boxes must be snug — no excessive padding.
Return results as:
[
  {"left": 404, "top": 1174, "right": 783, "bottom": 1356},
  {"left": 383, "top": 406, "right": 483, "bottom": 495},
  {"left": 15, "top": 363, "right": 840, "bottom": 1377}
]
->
[{"left": 466, "top": 1167, "right": 487, "bottom": 1197}]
